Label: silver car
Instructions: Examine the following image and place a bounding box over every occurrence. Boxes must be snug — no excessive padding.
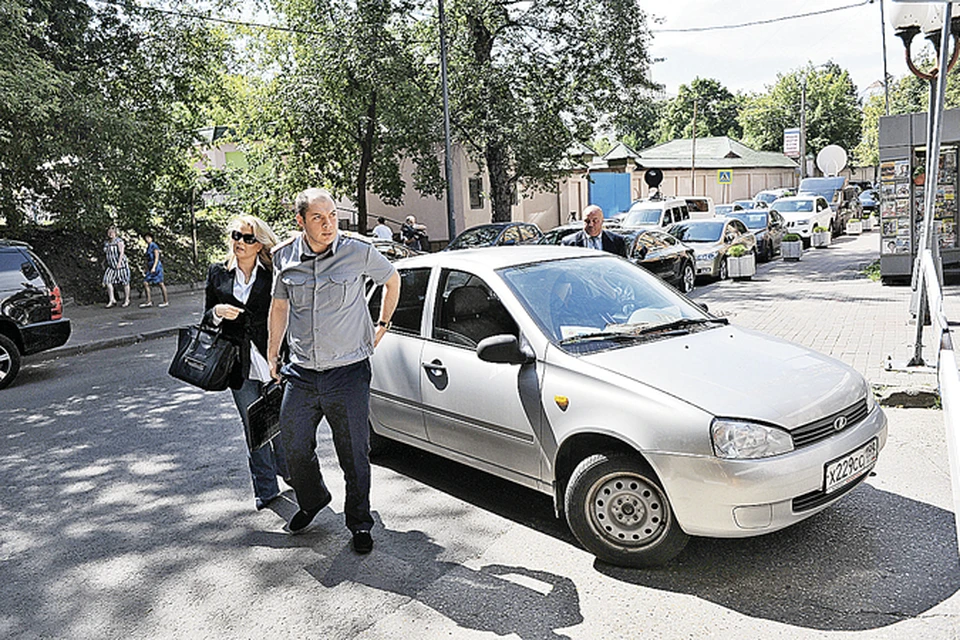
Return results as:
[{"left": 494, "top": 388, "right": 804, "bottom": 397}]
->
[
  {"left": 667, "top": 218, "right": 757, "bottom": 280},
  {"left": 366, "top": 246, "right": 886, "bottom": 567}
]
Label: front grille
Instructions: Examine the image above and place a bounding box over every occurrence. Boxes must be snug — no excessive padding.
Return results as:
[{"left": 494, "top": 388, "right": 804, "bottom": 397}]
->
[
  {"left": 792, "top": 470, "right": 869, "bottom": 512},
  {"left": 790, "top": 398, "right": 869, "bottom": 448}
]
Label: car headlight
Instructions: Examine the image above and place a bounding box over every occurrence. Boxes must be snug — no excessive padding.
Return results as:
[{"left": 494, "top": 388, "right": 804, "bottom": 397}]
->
[
  {"left": 797, "top": 219, "right": 810, "bottom": 226},
  {"left": 697, "top": 252, "right": 717, "bottom": 262},
  {"left": 711, "top": 418, "right": 794, "bottom": 459},
  {"left": 865, "top": 387, "right": 877, "bottom": 413}
]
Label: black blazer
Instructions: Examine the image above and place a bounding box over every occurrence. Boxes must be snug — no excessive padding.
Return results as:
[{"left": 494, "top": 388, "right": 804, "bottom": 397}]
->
[
  {"left": 202, "top": 262, "right": 272, "bottom": 390},
  {"left": 562, "top": 229, "right": 628, "bottom": 257}
]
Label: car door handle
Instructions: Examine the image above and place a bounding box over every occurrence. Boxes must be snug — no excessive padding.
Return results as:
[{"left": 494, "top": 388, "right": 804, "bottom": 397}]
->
[{"left": 422, "top": 361, "right": 446, "bottom": 375}]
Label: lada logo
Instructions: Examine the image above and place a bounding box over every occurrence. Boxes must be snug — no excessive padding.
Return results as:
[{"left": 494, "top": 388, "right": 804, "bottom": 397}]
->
[{"left": 833, "top": 416, "right": 848, "bottom": 432}]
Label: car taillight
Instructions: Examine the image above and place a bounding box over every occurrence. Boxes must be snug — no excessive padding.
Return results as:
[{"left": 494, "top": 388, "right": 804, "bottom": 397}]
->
[{"left": 50, "top": 285, "right": 63, "bottom": 320}]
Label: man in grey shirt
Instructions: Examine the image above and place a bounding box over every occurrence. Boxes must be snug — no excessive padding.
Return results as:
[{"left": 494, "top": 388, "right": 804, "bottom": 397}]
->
[{"left": 268, "top": 188, "right": 400, "bottom": 553}]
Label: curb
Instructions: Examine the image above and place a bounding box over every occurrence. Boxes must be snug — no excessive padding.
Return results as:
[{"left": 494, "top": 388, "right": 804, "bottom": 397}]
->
[{"left": 42, "top": 327, "right": 180, "bottom": 360}]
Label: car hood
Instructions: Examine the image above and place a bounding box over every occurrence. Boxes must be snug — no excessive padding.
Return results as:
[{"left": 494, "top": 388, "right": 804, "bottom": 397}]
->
[
  {"left": 777, "top": 210, "right": 816, "bottom": 222},
  {"left": 581, "top": 325, "right": 865, "bottom": 428},
  {"left": 683, "top": 240, "right": 723, "bottom": 254}
]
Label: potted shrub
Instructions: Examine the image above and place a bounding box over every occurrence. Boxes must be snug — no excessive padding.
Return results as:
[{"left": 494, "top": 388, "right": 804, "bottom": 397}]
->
[
  {"left": 811, "top": 225, "right": 831, "bottom": 248},
  {"left": 846, "top": 216, "right": 863, "bottom": 235},
  {"left": 726, "top": 244, "right": 756, "bottom": 280},
  {"left": 782, "top": 233, "right": 803, "bottom": 261}
]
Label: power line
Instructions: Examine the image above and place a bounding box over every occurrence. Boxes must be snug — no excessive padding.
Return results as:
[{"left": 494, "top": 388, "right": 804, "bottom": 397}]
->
[
  {"left": 650, "top": 1, "right": 872, "bottom": 34},
  {"left": 90, "top": 0, "right": 322, "bottom": 36}
]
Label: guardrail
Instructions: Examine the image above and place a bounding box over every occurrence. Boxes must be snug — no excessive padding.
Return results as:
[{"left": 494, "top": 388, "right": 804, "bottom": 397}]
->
[{"left": 920, "top": 250, "right": 960, "bottom": 556}]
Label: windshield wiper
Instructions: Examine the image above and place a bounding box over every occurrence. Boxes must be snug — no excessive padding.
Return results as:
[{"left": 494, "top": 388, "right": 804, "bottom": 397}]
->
[
  {"left": 559, "top": 330, "right": 646, "bottom": 345},
  {"left": 634, "top": 317, "right": 727, "bottom": 335}
]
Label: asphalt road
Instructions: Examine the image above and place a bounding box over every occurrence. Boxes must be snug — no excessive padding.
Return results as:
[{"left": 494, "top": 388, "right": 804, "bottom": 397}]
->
[{"left": 1, "top": 333, "right": 959, "bottom": 639}]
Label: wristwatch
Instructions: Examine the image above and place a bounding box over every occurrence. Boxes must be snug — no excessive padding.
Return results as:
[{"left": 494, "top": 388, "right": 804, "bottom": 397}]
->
[{"left": 377, "top": 320, "right": 391, "bottom": 330}]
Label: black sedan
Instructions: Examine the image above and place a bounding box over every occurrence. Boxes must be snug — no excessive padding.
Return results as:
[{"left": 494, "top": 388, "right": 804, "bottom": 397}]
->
[
  {"left": 444, "top": 222, "right": 543, "bottom": 250},
  {"left": 726, "top": 210, "right": 786, "bottom": 262},
  {"left": 621, "top": 228, "right": 697, "bottom": 293}
]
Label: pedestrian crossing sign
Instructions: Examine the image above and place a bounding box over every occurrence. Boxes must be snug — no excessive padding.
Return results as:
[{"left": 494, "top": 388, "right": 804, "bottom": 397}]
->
[{"left": 717, "top": 170, "right": 733, "bottom": 185}]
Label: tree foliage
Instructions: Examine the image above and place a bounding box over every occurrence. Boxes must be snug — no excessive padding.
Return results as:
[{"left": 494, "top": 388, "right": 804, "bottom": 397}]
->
[
  {"left": 740, "top": 62, "right": 861, "bottom": 161},
  {"left": 0, "top": 0, "right": 227, "bottom": 233},
  {"left": 444, "top": 0, "right": 658, "bottom": 222},
  {"left": 657, "top": 78, "right": 742, "bottom": 142}
]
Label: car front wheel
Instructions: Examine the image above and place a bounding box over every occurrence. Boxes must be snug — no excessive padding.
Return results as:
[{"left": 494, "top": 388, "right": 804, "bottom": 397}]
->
[
  {"left": 564, "top": 453, "right": 689, "bottom": 567},
  {"left": 0, "top": 333, "right": 22, "bottom": 390}
]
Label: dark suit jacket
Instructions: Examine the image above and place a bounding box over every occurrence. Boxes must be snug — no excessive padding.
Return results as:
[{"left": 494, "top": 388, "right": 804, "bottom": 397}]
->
[
  {"left": 562, "top": 229, "right": 628, "bottom": 257},
  {"left": 202, "top": 262, "right": 272, "bottom": 390}
]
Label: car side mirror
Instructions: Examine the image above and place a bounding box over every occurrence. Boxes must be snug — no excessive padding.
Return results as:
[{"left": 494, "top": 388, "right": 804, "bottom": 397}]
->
[
  {"left": 697, "top": 302, "right": 709, "bottom": 313},
  {"left": 477, "top": 334, "right": 535, "bottom": 365}
]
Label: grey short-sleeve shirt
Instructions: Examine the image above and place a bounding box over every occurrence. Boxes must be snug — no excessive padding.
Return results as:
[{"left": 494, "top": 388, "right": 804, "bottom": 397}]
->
[{"left": 272, "top": 233, "right": 396, "bottom": 371}]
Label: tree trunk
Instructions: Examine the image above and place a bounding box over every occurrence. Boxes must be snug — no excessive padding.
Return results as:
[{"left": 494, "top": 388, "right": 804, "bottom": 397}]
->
[
  {"left": 486, "top": 141, "right": 513, "bottom": 222},
  {"left": 356, "top": 93, "right": 377, "bottom": 234}
]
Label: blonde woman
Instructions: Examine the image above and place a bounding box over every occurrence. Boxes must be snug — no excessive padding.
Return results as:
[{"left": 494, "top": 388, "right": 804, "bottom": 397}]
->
[{"left": 203, "top": 215, "right": 288, "bottom": 510}]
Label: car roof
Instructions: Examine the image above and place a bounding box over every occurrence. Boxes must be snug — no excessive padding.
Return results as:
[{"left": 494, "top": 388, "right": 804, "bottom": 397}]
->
[
  {"left": 393, "top": 244, "right": 602, "bottom": 271},
  {"left": 774, "top": 195, "right": 820, "bottom": 202}
]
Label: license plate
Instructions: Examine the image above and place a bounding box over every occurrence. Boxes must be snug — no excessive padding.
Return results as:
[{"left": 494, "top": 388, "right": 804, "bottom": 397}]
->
[{"left": 824, "top": 438, "right": 878, "bottom": 494}]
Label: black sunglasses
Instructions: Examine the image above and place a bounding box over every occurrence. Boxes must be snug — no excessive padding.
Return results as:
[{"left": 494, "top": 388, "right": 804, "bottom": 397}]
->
[{"left": 230, "top": 230, "right": 259, "bottom": 244}]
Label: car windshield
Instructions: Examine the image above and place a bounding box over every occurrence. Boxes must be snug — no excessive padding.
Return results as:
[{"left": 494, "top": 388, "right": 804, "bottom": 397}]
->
[
  {"left": 798, "top": 178, "right": 843, "bottom": 202},
  {"left": 669, "top": 221, "right": 723, "bottom": 242},
  {"left": 499, "top": 255, "right": 710, "bottom": 350},
  {"left": 715, "top": 205, "right": 734, "bottom": 216},
  {"left": 447, "top": 226, "right": 502, "bottom": 249},
  {"left": 622, "top": 206, "right": 662, "bottom": 226},
  {"left": 732, "top": 200, "right": 755, "bottom": 209},
  {"left": 773, "top": 200, "right": 814, "bottom": 213},
  {"left": 730, "top": 213, "right": 768, "bottom": 229}
]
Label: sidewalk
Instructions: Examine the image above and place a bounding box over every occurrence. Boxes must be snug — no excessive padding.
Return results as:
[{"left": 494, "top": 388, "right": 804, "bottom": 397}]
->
[{"left": 50, "top": 282, "right": 206, "bottom": 358}]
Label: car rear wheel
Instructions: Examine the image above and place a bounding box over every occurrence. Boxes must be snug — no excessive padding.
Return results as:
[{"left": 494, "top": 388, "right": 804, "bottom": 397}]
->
[
  {"left": 564, "top": 453, "right": 689, "bottom": 567},
  {"left": 679, "top": 262, "right": 695, "bottom": 293},
  {"left": 0, "top": 333, "right": 22, "bottom": 390}
]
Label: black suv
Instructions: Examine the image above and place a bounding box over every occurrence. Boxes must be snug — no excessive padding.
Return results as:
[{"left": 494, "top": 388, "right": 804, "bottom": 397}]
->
[{"left": 0, "top": 240, "right": 70, "bottom": 389}]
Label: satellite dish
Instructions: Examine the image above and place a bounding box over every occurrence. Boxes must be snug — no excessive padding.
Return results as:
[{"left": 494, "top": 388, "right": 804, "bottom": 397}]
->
[
  {"left": 644, "top": 168, "right": 663, "bottom": 188},
  {"left": 816, "top": 145, "right": 848, "bottom": 176}
]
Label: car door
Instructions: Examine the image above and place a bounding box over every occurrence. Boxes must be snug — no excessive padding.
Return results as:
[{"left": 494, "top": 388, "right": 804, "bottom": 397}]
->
[
  {"left": 420, "top": 268, "right": 540, "bottom": 479},
  {"left": 768, "top": 211, "right": 785, "bottom": 252},
  {"left": 368, "top": 267, "right": 432, "bottom": 441},
  {"left": 636, "top": 231, "right": 674, "bottom": 282}
]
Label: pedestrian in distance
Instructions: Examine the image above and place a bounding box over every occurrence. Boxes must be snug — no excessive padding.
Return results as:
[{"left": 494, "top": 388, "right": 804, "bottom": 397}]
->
[
  {"left": 203, "top": 215, "right": 289, "bottom": 511},
  {"left": 102, "top": 225, "right": 131, "bottom": 308},
  {"left": 140, "top": 232, "right": 169, "bottom": 308},
  {"left": 268, "top": 187, "right": 400, "bottom": 553},
  {"left": 400, "top": 215, "right": 428, "bottom": 252},
  {"left": 561, "top": 205, "right": 628, "bottom": 257},
  {"left": 371, "top": 216, "right": 393, "bottom": 240}
]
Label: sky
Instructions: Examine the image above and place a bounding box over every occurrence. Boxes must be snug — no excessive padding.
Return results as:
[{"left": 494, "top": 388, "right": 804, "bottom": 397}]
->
[{"left": 646, "top": 0, "right": 916, "bottom": 99}]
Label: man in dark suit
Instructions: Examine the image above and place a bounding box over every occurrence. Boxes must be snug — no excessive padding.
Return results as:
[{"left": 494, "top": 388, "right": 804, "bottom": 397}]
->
[{"left": 562, "top": 205, "right": 628, "bottom": 257}]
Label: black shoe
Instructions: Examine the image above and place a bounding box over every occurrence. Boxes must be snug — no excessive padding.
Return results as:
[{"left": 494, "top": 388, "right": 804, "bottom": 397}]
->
[
  {"left": 288, "top": 491, "right": 331, "bottom": 534},
  {"left": 352, "top": 530, "right": 373, "bottom": 554}
]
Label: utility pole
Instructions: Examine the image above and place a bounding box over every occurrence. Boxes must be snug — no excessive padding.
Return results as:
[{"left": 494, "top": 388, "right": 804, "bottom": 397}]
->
[{"left": 690, "top": 99, "right": 697, "bottom": 195}]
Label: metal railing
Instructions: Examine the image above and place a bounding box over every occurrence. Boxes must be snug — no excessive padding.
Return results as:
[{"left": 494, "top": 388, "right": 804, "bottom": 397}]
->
[{"left": 920, "top": 250, "right": 960, "bottom": 555}]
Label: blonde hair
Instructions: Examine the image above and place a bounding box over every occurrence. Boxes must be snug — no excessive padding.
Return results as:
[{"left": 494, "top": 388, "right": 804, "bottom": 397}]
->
[{"left": 225, "top": 215, "right": 279, "bottom": 270}]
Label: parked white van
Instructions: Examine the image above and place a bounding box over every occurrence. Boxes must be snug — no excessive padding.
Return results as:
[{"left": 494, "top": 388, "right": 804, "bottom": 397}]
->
[{"left": 619, "top": 198, "right": 690, "bottom": 228}]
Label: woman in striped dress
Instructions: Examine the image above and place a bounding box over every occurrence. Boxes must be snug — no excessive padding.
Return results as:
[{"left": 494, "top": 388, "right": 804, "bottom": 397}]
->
[{"left": 103, "top": 226, "right": 131, "bottom": 308}]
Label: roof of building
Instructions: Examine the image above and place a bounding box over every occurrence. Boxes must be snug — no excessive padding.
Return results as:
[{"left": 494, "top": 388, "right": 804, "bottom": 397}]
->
[{"left": 636, "top": 136, "right": 798, "bottom": 170}]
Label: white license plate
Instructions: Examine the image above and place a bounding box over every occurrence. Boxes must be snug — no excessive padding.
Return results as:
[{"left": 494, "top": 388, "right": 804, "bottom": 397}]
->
[{"left": 824, "top": 438, "right": 878, "bottom": 494}]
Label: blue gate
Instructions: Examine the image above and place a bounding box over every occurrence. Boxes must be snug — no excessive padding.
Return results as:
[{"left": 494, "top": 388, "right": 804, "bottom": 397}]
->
[{"left": 588, "top": 173, "right": 632, "bottom": 218}]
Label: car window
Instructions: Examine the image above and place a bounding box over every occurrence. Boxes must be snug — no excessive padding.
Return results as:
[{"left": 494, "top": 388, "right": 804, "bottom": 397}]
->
[
  {"left": 638, "top": 232, "right": 667, "bottom": 251},
  {"left": 433, "top": 269, "right": 518, "bottom": 348},
  {"left": 518, "top": 225, "right": 539, "bottom": 242},
  {"left": 663, "top": 209, "right": 673, "bottom": 225},
  {"left": 0, "top": 251, "right": 25, "bottom": 292},
  {"left": 368, "top": 267, "right": 430, "bottom": 335},
  {"left": 679, "top": 205, "right": 689, "bottom": 220},
  {"left": 499, "top": 226, "right": 521, "bottom": 246}
]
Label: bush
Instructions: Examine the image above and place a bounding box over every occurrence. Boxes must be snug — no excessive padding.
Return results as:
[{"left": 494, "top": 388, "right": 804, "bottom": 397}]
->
[
  {"left": 813, "top": 225, "right": 828, "bottom": 233},
  {"left": 727, "top": 244, "right": 748, "bottom": 258},
  {"left": 783, "top": 233, "right": 802, "bottom": 242}
]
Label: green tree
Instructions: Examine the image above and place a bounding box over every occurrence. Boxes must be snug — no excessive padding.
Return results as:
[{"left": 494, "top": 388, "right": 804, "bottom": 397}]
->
[
  {"left": 445, "top": 0, "right": 658, "bottom": 222},
  {"left": 740, "top": 62, "right": 861, "bottom": 161},
  {"left": 614, "top": 98, "right": 664, "bottom": 151},
  {"left": 658, "top": 78, "right": 742, "bottom": 142},
  {"left": 0, "top": 0, "right": 227, "bottom": 232},
  {"left": 236, "top": 0, "right": 444, "bottom": 234}
]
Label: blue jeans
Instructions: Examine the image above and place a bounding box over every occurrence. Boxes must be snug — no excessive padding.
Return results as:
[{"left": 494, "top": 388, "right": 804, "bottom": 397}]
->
[
  {"left": 280, "top": 360, "right": 373, "bottom": 533},
  {"left": 231, "top": 379, "right": 289, "bottom": 502}
]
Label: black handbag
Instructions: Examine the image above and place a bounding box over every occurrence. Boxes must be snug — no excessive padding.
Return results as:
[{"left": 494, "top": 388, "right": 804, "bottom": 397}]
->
[
  {"left": 246, "top": 380, "right": 285, "bottom": 450},
  {"left": 168, "top": 324, "right": 239, "bottom": 391}
]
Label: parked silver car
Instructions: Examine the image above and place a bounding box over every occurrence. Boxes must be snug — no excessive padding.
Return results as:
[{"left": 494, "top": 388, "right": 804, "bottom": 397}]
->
[
  {"left": 366, "top": 247, "right": 886, "bottom": 567},
  {"left": 667, "top": 218, "right": 757, "bottom": 280}
]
